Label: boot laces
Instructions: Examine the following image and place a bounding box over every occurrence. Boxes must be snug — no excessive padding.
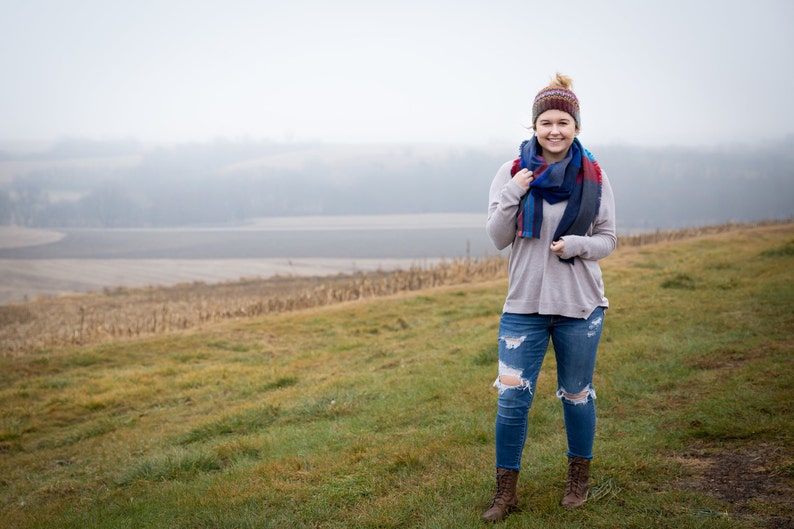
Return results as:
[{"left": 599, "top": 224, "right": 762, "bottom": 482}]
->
[
  {"left": 565, "top": 459, "right": 587, "bottom": 495},
  {"left": 491, "top": 471, "right": 517, "bottom": 506}
]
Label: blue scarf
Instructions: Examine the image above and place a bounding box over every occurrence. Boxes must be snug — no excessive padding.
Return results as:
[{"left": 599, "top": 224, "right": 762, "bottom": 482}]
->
[{"left": 512, "top": 136, "right": 603, "bottom": 263}]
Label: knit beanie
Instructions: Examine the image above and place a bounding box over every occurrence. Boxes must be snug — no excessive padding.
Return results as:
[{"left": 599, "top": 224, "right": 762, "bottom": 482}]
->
[{"left": 532, "top": 85, "right": 580, "bottom": 127}]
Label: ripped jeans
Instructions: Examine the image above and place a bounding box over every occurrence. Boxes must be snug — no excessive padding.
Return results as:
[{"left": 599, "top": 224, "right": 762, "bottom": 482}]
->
[{"left": 493, "top": 308, "right": 604, "bottom": 470}]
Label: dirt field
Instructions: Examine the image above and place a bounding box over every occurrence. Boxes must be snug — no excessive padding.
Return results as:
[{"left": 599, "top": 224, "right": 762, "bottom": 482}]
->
[{"left": 0, "top": 216, "right": 485, "bottom": 305}]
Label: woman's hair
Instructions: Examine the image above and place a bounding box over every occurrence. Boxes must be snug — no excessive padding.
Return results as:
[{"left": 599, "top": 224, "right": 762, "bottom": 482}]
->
[
  {"left": 548, "top": 72, "right": 574, "bottom": 91},
  {"left": 531, "top": 73, "right": 580, "bottom": 129}
]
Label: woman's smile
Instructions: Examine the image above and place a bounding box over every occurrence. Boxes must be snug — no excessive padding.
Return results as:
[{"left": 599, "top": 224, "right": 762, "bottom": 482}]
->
[{"left": 534, "top": 109, "right": 578, "bottom": 163}]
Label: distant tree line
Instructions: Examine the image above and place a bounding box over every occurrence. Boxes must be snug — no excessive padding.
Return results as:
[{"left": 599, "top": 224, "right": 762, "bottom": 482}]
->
[{"left": 1, "top": 138, "right": 792, "bottom": 230}]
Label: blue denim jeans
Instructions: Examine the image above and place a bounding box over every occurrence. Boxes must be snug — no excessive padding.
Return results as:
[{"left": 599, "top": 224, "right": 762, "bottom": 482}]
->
[{"left": 493, "top": 307, "right": 604, "bottom": 470}]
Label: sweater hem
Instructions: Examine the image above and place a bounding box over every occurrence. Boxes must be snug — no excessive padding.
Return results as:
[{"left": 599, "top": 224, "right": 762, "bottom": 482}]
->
[{"left": 502, "top": 300, "right": 608, "bottom": 319}]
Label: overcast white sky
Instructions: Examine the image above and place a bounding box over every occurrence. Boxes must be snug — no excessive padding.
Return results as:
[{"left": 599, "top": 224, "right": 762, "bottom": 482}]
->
[{"left": 2, "top": 0, "right": 793, "bottom": 148}]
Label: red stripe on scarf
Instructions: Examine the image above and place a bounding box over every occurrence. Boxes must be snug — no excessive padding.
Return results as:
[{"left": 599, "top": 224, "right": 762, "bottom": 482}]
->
[{"left": 510, "top": 158, "right": 521, "bottom": 176}]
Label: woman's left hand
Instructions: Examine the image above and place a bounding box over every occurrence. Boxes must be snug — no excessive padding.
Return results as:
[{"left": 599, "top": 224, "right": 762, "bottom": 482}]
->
[{"left": 550, "top": 239, "right": 565, "bottom": 257}]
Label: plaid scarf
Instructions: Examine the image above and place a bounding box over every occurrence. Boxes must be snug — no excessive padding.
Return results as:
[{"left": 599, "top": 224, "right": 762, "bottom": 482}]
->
[{"left": 511, "top": 136, "right": 603, "bottom": 263}]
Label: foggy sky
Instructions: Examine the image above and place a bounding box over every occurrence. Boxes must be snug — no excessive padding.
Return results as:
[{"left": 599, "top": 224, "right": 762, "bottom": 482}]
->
[{"left": 2, "top": 0, "right": 793, "bottom": 148}]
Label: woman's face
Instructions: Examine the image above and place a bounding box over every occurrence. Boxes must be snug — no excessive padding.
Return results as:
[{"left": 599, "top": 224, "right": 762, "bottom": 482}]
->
[{"left": 534, "top": 109, "right": 578, "bottom": 163}]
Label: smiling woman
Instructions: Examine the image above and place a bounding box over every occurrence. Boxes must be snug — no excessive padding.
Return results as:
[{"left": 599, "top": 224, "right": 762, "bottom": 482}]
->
[{"left": 482, "top": 72, "right": 617, "bottom": 521}]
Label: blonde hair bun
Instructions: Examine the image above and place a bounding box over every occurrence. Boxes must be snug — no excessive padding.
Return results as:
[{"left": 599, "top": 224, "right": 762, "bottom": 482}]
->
[{"left": 549, "top": 73, "right": 574, "bottom": 90}]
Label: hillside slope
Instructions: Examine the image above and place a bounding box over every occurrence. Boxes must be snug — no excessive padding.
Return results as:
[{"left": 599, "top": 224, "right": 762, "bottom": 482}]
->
[{"left": 1, "top": 222, "right": 792, "bottom": 529}]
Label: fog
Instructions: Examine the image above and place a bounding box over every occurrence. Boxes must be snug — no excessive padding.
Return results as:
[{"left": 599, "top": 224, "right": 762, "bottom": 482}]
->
[
  {"left": 1, "top": 0, "right": 793, "bottom": 147},
  {"left": 1, "top": 138, "right": 792, "bottom": 233},
  {"left": 1, "top": 1, "right": 793, "bottom": 237}
]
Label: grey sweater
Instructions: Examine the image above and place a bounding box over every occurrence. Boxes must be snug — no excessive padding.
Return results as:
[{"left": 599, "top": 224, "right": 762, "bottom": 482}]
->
[{"left": 487, "top": 159, "right": 617, "bottom": 319}]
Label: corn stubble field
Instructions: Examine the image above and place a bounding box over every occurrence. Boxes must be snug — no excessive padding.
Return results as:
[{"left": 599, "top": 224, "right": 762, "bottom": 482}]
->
[
  {"left": 0, "top": 222, "right": 792, "bottom": 528},
  {"left": 0, "top": 223, "right": 761, "bottom": 357}
]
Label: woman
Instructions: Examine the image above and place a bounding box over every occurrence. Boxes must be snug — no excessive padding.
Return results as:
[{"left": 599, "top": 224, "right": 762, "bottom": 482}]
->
[{"left": 482, "top": 73, "right": 616, "bottom": 522}]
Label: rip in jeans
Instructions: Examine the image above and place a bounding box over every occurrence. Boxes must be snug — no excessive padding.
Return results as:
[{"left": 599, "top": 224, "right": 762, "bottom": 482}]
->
[
  {"left": 556, "top": 385, "right": 597, "bottom": 405},
  {"left": 493, "top": 359, "right": 532, "bottom": 395}
]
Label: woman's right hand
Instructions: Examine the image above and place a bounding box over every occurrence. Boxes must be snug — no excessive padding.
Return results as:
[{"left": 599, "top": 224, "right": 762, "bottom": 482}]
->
[{"left": 512, "top": 168, "right": 534, "bottom": 191}]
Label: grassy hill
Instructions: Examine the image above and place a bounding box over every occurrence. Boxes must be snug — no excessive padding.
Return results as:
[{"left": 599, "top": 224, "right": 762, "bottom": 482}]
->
[{"left": 1, "top": 223, "right": 792, "bottom": 529}]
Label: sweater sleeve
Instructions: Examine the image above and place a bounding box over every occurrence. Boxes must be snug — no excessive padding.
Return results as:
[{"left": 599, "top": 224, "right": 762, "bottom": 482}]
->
[
  {"left": 559, "top": 170, "right": 617, "bottom": 261},
  {"left": 486, "top": 160, "right": 526, "bottom": 251}
]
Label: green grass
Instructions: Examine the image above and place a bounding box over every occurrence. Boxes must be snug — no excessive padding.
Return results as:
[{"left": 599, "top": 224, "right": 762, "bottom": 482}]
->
[{"left": 0, "top": 223, "right": 792, "bottom": 528}]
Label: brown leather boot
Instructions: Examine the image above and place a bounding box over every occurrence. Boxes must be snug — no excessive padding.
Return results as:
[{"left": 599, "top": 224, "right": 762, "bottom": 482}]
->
[
  {"left": 482, "top": 468, "right": 519, "bottom": 522},
  {"left": 561, "top": 456, "right": 590, "bottom": 508}
]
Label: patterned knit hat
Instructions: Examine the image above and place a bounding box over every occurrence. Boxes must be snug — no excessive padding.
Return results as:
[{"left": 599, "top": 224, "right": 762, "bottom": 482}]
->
[{"left": 532, "top": 85, "right": 580, "bottom": 127}]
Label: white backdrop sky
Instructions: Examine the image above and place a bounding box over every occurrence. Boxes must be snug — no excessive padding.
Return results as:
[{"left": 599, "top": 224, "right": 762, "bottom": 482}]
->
[{"left": 2, "top": 0, "right": 793, "bottom": 147}]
